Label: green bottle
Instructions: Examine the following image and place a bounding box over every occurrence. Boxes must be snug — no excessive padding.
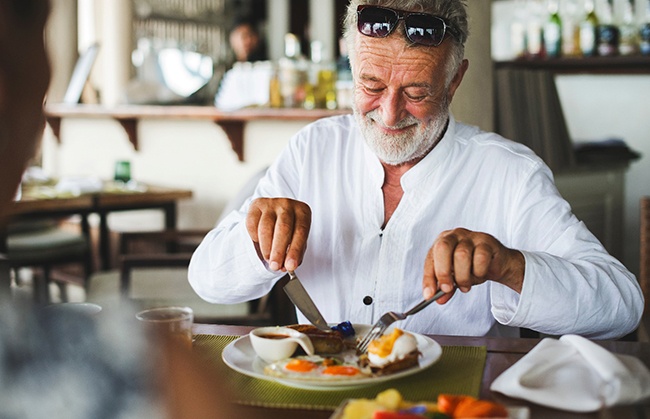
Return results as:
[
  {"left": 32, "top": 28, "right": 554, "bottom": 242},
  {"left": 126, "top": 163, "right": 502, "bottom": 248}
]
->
[
  {"left": 544, "top": 0, "right": 562, "bottom": 57},
  {"left": 580, "top": 0, "right": 599, "bottom": 56}
]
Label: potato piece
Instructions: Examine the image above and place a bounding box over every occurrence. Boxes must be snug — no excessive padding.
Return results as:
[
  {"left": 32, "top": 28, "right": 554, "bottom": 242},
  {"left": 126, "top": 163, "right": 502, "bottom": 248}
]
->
[
  {"left": 341, "top": 399, "right": 384, "bottom": 419},
  {"left": 375, "top": 388, "right": 403, "bottom": 410}
]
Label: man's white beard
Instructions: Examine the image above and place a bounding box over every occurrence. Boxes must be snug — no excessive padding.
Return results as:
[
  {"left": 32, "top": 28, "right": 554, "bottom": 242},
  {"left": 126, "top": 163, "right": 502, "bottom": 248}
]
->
[{"left": 354, "top": 102, "right": 449, "bottom": 165}]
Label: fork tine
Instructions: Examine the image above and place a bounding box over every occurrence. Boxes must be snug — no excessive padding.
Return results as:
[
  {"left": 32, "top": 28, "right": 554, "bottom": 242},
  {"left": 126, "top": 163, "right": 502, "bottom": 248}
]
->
[{"left": 356, "top": 323, "right": 387, "bottom": 353}]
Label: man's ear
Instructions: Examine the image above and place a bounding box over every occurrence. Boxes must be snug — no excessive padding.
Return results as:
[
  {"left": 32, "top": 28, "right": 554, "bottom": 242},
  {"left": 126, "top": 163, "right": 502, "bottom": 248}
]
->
[{"left": 447, "top": 59, "right": 469, "bottom": 103}]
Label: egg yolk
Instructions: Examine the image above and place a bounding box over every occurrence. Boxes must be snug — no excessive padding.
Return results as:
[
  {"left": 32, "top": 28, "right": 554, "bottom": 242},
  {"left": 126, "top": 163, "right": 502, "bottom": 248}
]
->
[
  {"left": 322, "top": 365, "right": 361, "bottom": 376},
  {"left": 368, "top": 328, "right": 404, "bottom": 358},
  {"left": 285, "top": 359, "right": 319, "bottom": 373}
]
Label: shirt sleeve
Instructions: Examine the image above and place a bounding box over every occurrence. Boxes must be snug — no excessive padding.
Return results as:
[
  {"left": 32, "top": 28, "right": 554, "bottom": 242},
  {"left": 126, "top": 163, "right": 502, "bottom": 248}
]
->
[{"left": 489, "top": 163, "right": 643, "bottom": 339}]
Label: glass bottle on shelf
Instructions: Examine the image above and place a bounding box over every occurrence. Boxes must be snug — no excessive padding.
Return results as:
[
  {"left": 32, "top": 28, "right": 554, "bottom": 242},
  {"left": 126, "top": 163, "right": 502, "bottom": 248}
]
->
[
  {"left": 596, "top": 0, "right": 619, "bottom": 56},
  {"left": 303, "top": 41, "right": 317, "bottom": 110},
  {"left": 335, "top": 38, "right": 353, "bottom": 109},
  {"left": 278, "top": 33, "right": 308, "bottom": 108},
  {"left": 544, "top": 0, "right": 562, "bottom": 57},
  {"left": 619, "top": 0, "right": 639, "bottom": 55},
  {"left": 561, "top": 0, "right": 581, "bottom": 56},
  {"left": 580, "top": 0, "right": 599, "bottom": 56},
  {"left": 526, "top": 0, "right": 545, "bottom": 58},
  {"left": 511, "top": 0, "right": 528, "bottom": 58},
  {"left": 641, "top": 0, "right": 650, "bottom": 55},
  {"left": 269, "top": 62, "right": 283, "bottom": 108},
  {"left": 305, "top": 41, "right": 337, "bottom": 110}
]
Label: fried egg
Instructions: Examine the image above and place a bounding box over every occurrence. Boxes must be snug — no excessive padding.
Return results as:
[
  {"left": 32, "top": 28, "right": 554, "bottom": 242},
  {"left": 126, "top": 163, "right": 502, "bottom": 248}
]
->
[
  {"left": 264, "top": 355, "right": 371, "bottom": 381},
  {"left": 367, "top": 328, "right": 418, "bottom": 367}
]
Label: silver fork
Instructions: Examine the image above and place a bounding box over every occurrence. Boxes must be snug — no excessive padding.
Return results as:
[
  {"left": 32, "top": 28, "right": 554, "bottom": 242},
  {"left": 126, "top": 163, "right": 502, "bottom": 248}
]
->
[{"left": 356, "top": 289, "right": 447, "bottom": 354}]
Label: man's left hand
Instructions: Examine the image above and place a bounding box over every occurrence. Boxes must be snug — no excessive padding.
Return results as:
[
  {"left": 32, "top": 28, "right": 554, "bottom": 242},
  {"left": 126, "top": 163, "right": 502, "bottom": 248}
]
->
[{"left": 422, "top": 228, "right": 525, "bottom": 304}]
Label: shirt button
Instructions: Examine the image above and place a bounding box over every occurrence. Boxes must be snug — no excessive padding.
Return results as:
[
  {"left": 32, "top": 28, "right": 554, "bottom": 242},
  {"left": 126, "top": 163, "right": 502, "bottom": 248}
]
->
[{"left": 363, "top": 296, "right": 373, "bottom": 305}]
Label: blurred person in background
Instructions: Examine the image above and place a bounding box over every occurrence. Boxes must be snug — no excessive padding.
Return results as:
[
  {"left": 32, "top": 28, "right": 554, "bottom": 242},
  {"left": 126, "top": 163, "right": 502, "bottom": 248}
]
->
[
  {"left": 0, "top": 1, "right": 248, "bottom": 418},
  {"left": 228, "top": 17, "right": 267, "bottom": 64}
]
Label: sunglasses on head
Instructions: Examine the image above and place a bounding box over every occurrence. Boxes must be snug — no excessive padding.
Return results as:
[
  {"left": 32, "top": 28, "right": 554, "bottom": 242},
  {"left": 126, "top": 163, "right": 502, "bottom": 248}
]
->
[{"left": 356, "top": 5, "right": 458, "bottom": 47}]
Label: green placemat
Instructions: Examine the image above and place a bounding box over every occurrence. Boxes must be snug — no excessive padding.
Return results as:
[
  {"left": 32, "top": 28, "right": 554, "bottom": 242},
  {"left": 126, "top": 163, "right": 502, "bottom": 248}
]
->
[{"left": 193, "top": 334, "right": 486, "bottom": 411}]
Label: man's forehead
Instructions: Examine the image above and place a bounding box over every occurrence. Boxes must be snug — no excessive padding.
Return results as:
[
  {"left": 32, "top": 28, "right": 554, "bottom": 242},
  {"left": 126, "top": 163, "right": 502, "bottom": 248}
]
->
[{"left": 356, "top": 35, "right": 446, "bottom": 66}]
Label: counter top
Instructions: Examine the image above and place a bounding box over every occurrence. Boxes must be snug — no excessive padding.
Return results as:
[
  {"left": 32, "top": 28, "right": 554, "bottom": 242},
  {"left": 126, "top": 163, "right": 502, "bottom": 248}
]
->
[{"left": 44, "top": 104, "right": 351, "bottom": 161}]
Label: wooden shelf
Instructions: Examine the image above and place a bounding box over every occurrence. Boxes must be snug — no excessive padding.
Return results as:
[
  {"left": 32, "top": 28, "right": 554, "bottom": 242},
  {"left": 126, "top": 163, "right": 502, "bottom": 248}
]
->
[
  {"left": 45, "top": 104, "right": 351, "bottom": 161},
  {"left": 495, "top": 55, "right": 650, "bottom": 74}
]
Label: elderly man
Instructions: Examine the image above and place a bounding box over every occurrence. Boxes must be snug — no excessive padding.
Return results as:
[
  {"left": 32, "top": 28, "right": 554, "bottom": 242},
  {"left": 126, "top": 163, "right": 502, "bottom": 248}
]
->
[{"left": 189, "top": 0, "right": 643, "bottom": 339}]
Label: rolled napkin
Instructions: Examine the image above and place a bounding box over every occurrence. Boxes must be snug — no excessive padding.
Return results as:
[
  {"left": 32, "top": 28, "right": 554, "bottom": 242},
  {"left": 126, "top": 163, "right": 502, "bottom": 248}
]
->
[
  {"left": 56, "top": 176, "right": 103, "bottom": 195},
  {"left": 490, "top": 334, "right": 650, "bottom": 412}
]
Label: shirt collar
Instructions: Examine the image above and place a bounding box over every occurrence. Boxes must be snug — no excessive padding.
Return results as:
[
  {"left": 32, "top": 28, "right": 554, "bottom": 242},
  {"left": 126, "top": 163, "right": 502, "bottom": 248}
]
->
[{"left": 401, "top": 113, "right": 457, "bottom": 190}]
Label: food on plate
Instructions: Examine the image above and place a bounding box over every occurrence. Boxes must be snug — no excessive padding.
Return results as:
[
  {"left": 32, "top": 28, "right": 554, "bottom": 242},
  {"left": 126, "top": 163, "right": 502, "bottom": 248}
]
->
[
  {"left": 437, "top": 394, "right": 509, "bottom": 418},
  {"left": 359, "top": 329, "right": 420, "bottom": 375},
  {"left": 288, "top": 324, "right": 345, "bottom": 354},
  {"left": 264, "top": 355, "right": 371, "bottom": 381},
  {"left": 261, "top": 325, "right": 425, "bottom": 382},
  {"left": 337, "top": 389, "right": 508, "bottom": 419},
  {"left": 331, "top": 320, "right": 356, "bottom": 337}
]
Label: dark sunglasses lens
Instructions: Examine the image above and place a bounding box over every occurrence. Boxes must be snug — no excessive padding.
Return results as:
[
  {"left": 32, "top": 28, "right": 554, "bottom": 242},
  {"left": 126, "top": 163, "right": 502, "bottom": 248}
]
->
[
  {"left": 358, "top": 7, "right": 398, "bottom": 38},
  {"left": 405, "top": 14, "right": 445, "bottom": 46}
]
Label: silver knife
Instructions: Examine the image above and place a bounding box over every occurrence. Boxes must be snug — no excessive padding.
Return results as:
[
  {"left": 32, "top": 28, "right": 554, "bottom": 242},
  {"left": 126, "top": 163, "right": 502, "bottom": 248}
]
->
[{"left": 284, "top": 270, "right": 330, "bottom": 331}]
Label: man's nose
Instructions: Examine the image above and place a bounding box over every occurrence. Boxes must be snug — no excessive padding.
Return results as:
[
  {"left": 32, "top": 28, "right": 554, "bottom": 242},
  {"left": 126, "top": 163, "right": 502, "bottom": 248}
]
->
[{"left": 378, "top": 90, "right": 406, "bottom": 127}]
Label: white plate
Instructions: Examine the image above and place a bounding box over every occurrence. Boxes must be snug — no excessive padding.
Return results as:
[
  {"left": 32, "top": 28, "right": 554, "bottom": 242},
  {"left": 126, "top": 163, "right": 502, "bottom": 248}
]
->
[{"left": 221, "top": 324, "right": 442, "bottom": 390}]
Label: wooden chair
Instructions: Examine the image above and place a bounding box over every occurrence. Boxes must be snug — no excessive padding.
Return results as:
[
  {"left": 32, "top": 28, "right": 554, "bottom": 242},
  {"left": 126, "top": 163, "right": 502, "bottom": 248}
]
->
[
  {"left": 86, "top": 227, "right": 296, "bottom": 325},
  {"left": 0, "top": 253, "right": 10, "bottom": 300},
  {"left": 2, "top": 217, "right": 93, "bottom": 304}
]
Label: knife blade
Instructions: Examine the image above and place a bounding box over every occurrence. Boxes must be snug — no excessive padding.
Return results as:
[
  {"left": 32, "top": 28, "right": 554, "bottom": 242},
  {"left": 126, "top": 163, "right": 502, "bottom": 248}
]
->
[{"left": 283, "top": 270, "right": 330, "bottom": 331}]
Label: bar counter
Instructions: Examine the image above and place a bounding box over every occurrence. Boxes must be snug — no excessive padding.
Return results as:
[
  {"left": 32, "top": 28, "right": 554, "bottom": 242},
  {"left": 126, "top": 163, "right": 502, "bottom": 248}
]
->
[{"left": 45, "top": 104, "right": 351, "bottom": 161}]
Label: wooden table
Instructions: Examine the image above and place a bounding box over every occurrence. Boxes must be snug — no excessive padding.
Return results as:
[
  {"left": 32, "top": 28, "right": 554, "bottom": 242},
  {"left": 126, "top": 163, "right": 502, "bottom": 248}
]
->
[
  {"left": 193, "top": 324, "right": 650, "bottom": 419},
  {"left": 2, "top": 183, "right": 192, "bottom": 271},
  {"left": 91, "top": 184, "right": 192, "bottom": 270}
]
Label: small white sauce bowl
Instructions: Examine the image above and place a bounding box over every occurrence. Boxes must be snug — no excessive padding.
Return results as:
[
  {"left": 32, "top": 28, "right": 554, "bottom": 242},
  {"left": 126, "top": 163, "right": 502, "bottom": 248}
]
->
[{"left": 249, "top": 326, "right": 314, "bottom": 363}]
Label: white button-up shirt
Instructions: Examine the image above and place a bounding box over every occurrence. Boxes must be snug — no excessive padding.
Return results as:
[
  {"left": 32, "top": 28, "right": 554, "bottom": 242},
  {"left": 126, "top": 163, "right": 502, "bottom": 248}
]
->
[{"left": 189, "top": 114, "right": 642, "bottom": 339}]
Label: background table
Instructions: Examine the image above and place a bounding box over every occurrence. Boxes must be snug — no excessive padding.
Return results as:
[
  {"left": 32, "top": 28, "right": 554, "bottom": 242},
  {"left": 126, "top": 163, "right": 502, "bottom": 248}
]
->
[
  {"left": 193, "top": 324, "right": 650, "bottom": 419},
  {"left": 3, "top": 183, "right": 192, "bottom": 271}
]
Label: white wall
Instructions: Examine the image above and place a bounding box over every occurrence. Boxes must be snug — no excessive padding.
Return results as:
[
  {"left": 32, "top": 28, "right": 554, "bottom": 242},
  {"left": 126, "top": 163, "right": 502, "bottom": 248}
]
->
[{"left": 41, "top": 119, "right": 309, "bottom": 231}]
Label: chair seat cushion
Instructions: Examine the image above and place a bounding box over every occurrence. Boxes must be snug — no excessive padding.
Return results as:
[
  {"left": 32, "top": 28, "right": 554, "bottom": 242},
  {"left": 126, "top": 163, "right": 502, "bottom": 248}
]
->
[{"left": 7, "top": 227, "right": 88, "bottom": 262}]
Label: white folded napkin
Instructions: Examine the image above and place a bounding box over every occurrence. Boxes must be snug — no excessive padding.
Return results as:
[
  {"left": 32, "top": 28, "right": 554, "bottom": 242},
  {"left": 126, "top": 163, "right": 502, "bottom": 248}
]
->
[
  {"left": 490, "top": 334, "right": 650, "bottom": 412},
  {"left": 56, "top": 176, "right": 103, "bottom": 195}
]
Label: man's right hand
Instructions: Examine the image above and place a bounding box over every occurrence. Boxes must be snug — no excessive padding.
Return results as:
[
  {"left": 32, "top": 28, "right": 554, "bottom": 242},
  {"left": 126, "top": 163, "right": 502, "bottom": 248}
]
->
[{"left": 245, "top": 197, "right": 311, "bottom": 272}]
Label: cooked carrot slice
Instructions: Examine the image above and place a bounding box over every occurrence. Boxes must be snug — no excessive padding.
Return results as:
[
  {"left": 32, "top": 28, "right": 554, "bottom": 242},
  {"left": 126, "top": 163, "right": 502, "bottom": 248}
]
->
[
  {"left": 437, "top": 394, "right": 470, "bottom": 415},
  {"left": 453, "top": 398, "right": 508, "bottom": 418}
]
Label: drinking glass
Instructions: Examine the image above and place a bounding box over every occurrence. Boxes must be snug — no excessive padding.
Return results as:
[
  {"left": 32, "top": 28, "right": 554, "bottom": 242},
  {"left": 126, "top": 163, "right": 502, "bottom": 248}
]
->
[{"left": 136, "top": 306, "right": 194, "bottom": 349}]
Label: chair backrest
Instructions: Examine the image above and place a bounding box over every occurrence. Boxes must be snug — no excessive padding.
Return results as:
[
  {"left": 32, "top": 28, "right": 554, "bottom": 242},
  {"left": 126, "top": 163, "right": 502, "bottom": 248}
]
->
[
  {"left": 641, "top": 196, "right": 650, "bottom": 315},
  {"left": 0, "top": 253, "right": 10, "bottom": 299},
  {"left": 216, "top": 166, "right": 268, "bottom": 225}
]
